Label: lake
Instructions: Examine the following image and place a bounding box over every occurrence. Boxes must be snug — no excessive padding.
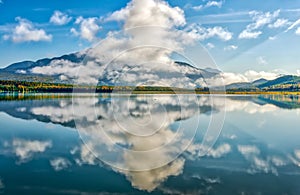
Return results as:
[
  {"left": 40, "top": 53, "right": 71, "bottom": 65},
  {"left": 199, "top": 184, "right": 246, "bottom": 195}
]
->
[{"left": 0, "top": 93, "right": 300, "bottom": 194}]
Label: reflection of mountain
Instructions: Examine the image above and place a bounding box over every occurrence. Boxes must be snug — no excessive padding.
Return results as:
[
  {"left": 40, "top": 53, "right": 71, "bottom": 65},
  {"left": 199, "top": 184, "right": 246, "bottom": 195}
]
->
[
  {"left": 0, "top": 94, "right": 299, "bottom": 131},
  {"left": 0, "top": 98, "right": 76, "bottom": 128},
  {"left": 227, "top": 95, "right": 300, "bottom": 109},
  {"left": 0, "top": 95, "right": 214, "bottom": 129}
]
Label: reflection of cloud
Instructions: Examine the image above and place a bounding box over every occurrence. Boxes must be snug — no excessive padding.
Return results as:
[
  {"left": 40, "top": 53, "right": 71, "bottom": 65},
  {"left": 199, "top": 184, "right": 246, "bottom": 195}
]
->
[
  {"left": 269, "top": 156, "right": 287, "bottom": 167},
  {"left": 288, "top": 149, "right": 300, "bottom": 167},
  {"left": 187, "top": 143, "right": 231, "bottom": 158},
  {"left": 192, "top": 174, "right": 221, "bottom": 184},
  {"left": 223, "top": 134, "right": 237, "bottom": 140},
  {"left": 117, "top": 158, "right": 184, "bottom": 192},
  {"left": 50, "top": 157, "right": 71, "bottom": 171},
  {"left": 70, "top": 95, "right": 205, "bottom": 191},
  {"left": 294, "top": 149, "right": 300, "bottom": 160},
  {"left": 11, "top": 139, "right": 52, "bottom": 163},
  {"left": 0, "top": 178, "right": 4, "bottom": 190},
  {"left": 207, "top": 143, "right": 231, "bottom": 158},
  {"left": 74, "top": 143, "right": 99, "bottom": 166},
  {"left": 238, "top": 145, "right": 260, "bottom": 156},
  {"left": 238, "top": 145, "right": 277, "bottom": 175},
  {"left": 223, "top": 98, "right": 278, "bottom": 114}
]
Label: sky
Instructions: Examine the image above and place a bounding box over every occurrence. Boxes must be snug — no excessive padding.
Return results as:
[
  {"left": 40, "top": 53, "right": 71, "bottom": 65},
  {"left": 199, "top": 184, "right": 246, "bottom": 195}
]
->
[{"left": 1, "top": 0, "right": 300, "bottom": 78}]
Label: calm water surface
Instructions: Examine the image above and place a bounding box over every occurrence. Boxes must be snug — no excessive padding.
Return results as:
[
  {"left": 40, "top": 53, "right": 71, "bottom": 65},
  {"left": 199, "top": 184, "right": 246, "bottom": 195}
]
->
[{"left": 0, "top": 94, "right": 300, "bottom": 195}]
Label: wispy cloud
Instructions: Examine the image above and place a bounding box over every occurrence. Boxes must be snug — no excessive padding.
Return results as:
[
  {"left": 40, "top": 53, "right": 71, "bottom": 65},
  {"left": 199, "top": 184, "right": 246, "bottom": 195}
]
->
[
  {"left": 239, "top": 10, "right": 280, "bottom": 39},
  {"left": 285, "top": 19, "right": 300, "bottom": 32},
  {"left": 257, "top": 56, "right": 268, "bottom": 65},
  {"left": 191, "top": 1, "right": 224, "bottom": 11},
  {"left": 268, "top": 18, "right": 290, "bottom": 28},
  {"left": 185, "top": 23, "right": 233, "bottom": 41},
  {"left": 3, "top": 17, "right": 52, "bottom": 43},
  {"left": 224, "top": 45, "right": 238, "bottom": 51},
  {"left": 206, "top": 42, "right": 215, "bottom": 49},
  {"left": 50, "top": 11, "right": 72, "bottom": 25}
]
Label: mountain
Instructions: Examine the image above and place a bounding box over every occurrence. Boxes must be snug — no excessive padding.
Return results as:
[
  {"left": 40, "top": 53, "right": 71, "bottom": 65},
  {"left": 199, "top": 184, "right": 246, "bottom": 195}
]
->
[
  {"left": 252, "top": 78, "right": 268, "bottom": 86},
  {"left": 226, "top": 76, "right": 300, "bottom": 91},
  {"left": 1, "top": 52, "right": 299, "bottom": 91},
  {"left": 2, "top": 53, "right": 85, "bottom": 73},
  {"left": 0, "top": 52, "right": 219, "bottom": 88},
  {"left": 0, "top": 53, "right": 86, "bottom": 83},
  {"left": 258, "top": 75, "right": 300, "bottom": 88},
  {"left": 225, "top": 78, "right": 268, "bottom": 90}
]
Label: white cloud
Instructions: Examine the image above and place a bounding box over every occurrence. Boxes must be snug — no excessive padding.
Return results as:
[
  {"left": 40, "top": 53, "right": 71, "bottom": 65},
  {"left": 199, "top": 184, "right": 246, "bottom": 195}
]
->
[
  {"left": 50, "top": 11, "right": 72, "bottom": 25},
  {"left": 257, "top": 56, "right": 268, "bottom": 65},
  {"left": 224, "top": 45, "right": 238, "bottom": 51},
  {"left": 239, "top": 10, "right": 280, "bottom": 39},
  {"left": 206, "top": 42, "right": 215, "bottom": 49},
  {"left": 206, "top": 69, "right": 280, "bottom": 86},
  {"left": 15, "top": 69, "right": 27, "bottom": 74},
  {"left": 4, "top": 17, "right": 52, "bottom": 43},
  {"left": 50, "top": 157, "right": 71, "bottom": 171},
  {"left": 238, "top": 30, "right": 262, "bottom": 39},
  {"left": 214, "top": 72, "right": 248, "bottom": 85},
  {"left": 268, "top": 18, "right": 290, "bottom": 28},
  {"left": 106, "top": 0, "right": 186, "bottom": 28},
  {"left": 205, "top": 1, "right": 223, "bottom": 8},
  {"left": 71, "top": 16, "right": 101, "bottom": 41},
  {"left": 244, "top": 70, "right": 278, "bottom": 81},
  {"left": 268, "top": 36, "right": 276, "bottom": 40},
  {"left": 191, "top": 1, "right": 224, "bottom": 11},
  {"left": 296, "top": 27, "right": 300, "bottom": 35},
  {"left": 191, "top": 5, "right": 203, "bottom": 11},
  {"left": 11, "top": 139, "right": 52, "bottom": 163},
  {"left": 186, "top": 24, "right": 233, "bottom": 41}
]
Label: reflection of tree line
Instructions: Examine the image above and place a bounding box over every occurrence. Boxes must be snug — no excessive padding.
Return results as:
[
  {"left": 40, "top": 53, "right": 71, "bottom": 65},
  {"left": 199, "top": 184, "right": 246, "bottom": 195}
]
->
[
  {"left": 227, "top": 95, "right": 300, "bottom": 109},
  {"left": 258, "top": 95, "right": 300, "bottom": 109}
]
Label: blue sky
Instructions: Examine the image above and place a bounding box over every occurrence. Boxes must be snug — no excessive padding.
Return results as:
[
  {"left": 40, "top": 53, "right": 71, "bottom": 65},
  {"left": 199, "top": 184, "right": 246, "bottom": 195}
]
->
[{"left": 1, "top": 0, "right": 300, "bottom": 75}]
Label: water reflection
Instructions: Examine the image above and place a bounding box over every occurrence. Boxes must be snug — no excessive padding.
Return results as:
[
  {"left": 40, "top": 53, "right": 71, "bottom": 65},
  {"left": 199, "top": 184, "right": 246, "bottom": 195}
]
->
[{"left": 0, "top": 94, "right": 300, "bottom": 194}]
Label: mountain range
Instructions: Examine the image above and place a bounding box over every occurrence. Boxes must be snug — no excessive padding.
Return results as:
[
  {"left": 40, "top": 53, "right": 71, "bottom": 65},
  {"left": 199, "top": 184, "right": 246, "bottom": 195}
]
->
[{"left": 0, "top": 52, "right": 299, "bottom": 91}]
